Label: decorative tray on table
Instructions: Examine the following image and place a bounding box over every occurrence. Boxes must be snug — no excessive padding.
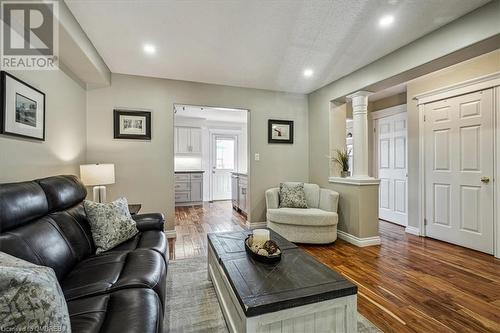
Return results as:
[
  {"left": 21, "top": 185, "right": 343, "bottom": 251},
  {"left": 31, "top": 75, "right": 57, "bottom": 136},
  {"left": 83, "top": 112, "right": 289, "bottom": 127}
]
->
[{"left": 244, "top": 233, "right": 282, "bottom": 264}]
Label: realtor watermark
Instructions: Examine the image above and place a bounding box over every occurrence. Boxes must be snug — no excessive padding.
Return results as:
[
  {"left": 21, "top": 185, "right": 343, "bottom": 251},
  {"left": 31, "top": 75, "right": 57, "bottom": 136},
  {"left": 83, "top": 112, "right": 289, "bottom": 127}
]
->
[{"left": 1, "top": 0, "right": 59, "bottom": 70}]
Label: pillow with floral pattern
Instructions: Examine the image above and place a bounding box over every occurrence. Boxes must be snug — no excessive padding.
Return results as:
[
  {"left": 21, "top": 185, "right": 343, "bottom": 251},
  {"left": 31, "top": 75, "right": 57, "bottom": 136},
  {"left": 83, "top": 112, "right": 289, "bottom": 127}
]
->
[
  {"left": 84, "top": 197, "right": 139, "bottom": 253},
  {"left": 279, "top": 182, "right": 308, "bottom": 208},
  {"left": 0, "top": 252, "right": 71, "bottom": 333}
]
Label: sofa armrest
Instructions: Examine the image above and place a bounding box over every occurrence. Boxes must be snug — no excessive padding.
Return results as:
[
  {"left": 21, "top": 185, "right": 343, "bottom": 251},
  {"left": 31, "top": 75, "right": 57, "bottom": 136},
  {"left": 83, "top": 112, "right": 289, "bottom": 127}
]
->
[
  {"left": 132, "top": 213, "right": 165, "bottom": 231},
  {"left": 319, "top": 189, "right": 339, "bottom": 213},
  {"left": 265, "top": 188, "right": 280, "bottom": 210}
]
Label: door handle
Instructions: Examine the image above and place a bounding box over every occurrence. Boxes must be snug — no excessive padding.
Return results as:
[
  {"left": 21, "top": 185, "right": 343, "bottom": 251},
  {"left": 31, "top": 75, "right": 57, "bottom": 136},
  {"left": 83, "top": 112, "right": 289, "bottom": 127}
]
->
[{"left": 481, "top": 176, "right": 490, "bottom": 184}]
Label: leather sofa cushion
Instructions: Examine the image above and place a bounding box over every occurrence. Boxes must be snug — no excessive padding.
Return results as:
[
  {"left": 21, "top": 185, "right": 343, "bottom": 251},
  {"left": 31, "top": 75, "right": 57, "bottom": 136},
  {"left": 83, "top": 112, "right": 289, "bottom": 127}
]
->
[
  {"left": 267, "top": 208, "right": 338, "bottom": 226},
  {"left": 0, "top": 180, "right": 48, "bottom": 231},
  {"left": 67, "top": 288, "right": 163, "bottom": 333},
  {"left": 61, "top": 249, "right": 166, "bottom": 306},
  {"left": 0, "top": 216, "right": 77, "bottom": 280},
  {"left": 36, "top": 175, "right": 87, "bottom": 212},
  {"left": 111, "top": 231, "right": 167, "bottom": 260}
]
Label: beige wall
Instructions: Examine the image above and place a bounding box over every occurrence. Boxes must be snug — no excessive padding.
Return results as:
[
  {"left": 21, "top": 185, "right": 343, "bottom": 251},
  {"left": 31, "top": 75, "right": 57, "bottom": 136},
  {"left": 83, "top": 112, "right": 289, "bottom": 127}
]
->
[
  {"left": 0, "top": 69, "right": 87, "bottom": 183},
  {"left": 86, "top": 74, "right": 309, "bottom": 229},
  {"left": 406, "top": 49, "right": 500, "bottom": 228}
]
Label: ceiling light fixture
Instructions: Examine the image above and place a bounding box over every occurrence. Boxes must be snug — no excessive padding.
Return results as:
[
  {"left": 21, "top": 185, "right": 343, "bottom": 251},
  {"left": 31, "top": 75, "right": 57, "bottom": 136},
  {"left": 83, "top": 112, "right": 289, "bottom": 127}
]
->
[
  {"left": 303, "top": 68, "right": 313, "bottom": 78},
  {"left": 379, "top": 15, "right": 395, "bottom": 28},
  {"left": 143, "top": 44, "right": 156, "bottom": 55}
]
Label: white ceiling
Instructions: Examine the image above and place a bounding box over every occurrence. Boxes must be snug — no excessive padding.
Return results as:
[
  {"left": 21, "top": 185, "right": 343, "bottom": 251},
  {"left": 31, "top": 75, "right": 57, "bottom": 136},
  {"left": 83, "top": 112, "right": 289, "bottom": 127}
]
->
[
  {"left": 65, "top": 0, "right": 489, "bottom": 94},
  {"left": 174, "top": 104, "right": 248, "bottom": 123}
]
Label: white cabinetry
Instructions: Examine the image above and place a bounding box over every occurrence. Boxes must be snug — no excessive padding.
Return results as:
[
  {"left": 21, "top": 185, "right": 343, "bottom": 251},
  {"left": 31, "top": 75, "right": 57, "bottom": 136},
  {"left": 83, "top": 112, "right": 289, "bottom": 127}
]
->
[{"left": 175, "top": 127, "right": 202, "bottom": 154}]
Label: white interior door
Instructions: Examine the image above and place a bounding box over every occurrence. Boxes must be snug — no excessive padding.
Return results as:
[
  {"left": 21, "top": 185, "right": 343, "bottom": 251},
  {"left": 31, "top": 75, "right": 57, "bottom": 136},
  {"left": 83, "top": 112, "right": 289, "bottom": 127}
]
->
[
  {"left": 424, "top": 89, "right": 494, "bottom": 254},
  {"left": 375, "top": 111, "right": 408, "bottom": 226},
  {"left": 211, "top": 135, "right": 237, "bottom": 201}
]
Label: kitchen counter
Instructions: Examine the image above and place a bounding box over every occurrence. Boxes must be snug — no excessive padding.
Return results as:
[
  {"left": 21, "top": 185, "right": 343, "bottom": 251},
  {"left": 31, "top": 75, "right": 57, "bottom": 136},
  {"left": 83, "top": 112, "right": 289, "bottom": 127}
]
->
[
  {"left": 231, "top": 172, "right": 247, "bottom": 176},
  {"left": 175, "top": 170, "right": 205, "bottom": 173}
]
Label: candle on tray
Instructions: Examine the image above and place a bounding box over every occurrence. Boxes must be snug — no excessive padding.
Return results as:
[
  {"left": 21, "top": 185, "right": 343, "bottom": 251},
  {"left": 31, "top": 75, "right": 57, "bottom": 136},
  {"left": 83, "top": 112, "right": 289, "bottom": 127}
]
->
[{"left": 253, "top": 229, "right": 270, "bottom": 247}]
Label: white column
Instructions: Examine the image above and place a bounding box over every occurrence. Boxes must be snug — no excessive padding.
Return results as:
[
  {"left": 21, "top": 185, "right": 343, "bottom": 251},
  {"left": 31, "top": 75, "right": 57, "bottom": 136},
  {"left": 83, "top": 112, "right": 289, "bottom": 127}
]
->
[{"left": 347, "top": 91, "right": 372, "bottom": 179}]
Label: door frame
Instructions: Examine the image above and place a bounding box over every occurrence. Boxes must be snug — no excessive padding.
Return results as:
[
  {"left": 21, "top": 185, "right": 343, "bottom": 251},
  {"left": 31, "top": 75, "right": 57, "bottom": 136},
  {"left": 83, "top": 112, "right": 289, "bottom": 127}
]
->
[
  {"left": 371, "top": 104, "right": 408, "bottom": 226},
  {"left": 209, "top": 130, "right": 239, "bottom": 202},
  {"left": 415, "top": 71, "right": 500, "bottom": 258}
]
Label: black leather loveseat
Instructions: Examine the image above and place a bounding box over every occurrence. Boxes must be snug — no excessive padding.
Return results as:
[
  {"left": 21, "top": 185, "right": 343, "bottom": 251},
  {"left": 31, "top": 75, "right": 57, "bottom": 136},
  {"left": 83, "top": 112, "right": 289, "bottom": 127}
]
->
[{"left": 0, "top": 175, "right": 167, "bottom": 332}]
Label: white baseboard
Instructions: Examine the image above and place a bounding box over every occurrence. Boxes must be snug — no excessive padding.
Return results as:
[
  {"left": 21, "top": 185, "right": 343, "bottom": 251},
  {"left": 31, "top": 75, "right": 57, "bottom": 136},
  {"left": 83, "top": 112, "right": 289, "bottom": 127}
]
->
[
  {"left": 337, "top": 230, "right": 381, "bottom": 247},
  {"left": 165, "top": 229, "right": 177, "bottom": 239},
  {"left": 245, "top": 221, "right": 267, "bottom": 229},
  {"left": 405, "top": 226, "right": 421, "bottom": 236}
]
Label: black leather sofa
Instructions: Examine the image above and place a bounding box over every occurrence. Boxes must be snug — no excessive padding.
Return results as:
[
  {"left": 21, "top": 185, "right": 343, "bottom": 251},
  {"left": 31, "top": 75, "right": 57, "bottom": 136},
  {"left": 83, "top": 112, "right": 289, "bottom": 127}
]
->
[{"left": 0, "top": 175, "right": 167, "bottom": 332}]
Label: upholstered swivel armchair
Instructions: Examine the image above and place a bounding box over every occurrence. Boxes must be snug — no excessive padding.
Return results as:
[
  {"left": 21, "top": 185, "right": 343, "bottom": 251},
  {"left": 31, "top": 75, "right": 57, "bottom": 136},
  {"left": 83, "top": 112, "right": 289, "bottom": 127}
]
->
[{"left": 265, "top": 183, "right": 339, "bottom": 244}]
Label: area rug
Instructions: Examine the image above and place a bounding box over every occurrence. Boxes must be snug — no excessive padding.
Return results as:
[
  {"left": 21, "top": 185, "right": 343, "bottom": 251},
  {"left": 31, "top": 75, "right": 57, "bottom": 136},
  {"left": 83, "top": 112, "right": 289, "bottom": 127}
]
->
[{"left": 165, "top": 256, "right": 381, "bottom": 333}]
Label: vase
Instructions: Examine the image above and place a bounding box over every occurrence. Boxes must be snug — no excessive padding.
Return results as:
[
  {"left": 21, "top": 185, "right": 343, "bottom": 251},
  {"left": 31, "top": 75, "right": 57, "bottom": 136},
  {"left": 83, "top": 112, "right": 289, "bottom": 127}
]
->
[{"left": 340, "top": 171, "right": 350, "bottom": 178}]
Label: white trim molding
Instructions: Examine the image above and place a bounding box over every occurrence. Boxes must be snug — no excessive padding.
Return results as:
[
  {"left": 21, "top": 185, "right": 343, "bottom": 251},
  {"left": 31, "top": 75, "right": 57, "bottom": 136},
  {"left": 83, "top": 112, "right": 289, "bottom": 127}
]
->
[
  {"left": 329, "top": 177, "right": 380, "bottom": 186},
  {"left": 370, "top": 104, "right": 407, "bottom": 120},
  {"left": 246, "top": 221, "right": 268, "bottom": 229},
  {"left": 337, "top": 230, "right": 381, "bottom": 247},
  {"left": 405, "top": 226, "right": 421, "bottom": 236},
  {"left": 165, "top": 229, "right": 177, "bottom": 239},
  {"left": 414, "top": 71, "right": 500, "bottom": 105}
]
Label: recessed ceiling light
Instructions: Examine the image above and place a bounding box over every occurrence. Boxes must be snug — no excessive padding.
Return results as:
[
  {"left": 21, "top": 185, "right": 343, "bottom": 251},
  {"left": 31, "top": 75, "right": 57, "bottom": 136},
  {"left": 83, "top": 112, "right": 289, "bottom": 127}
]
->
[
  {"left": 379, "top": 15, "right": 394, "bottom": 28},
  {"left": 303, "top": 69, "right": 313, "bottom": 77},
  {"left": 143, "top": 44, "right": 156, "bottom": 55}
]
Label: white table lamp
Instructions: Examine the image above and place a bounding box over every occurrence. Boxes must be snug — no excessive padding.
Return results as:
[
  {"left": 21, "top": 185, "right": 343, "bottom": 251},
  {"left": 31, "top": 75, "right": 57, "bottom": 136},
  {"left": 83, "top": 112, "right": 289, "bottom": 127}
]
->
[{"left": 80, "top": 163, "right": 115, "bottom": 203}]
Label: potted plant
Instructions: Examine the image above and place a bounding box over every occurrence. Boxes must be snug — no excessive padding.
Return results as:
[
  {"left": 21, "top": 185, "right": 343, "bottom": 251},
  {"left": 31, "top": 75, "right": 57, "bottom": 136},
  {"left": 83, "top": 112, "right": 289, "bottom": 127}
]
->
[{"left": 332, "top": 148, "right": 350, "bottom": 177}]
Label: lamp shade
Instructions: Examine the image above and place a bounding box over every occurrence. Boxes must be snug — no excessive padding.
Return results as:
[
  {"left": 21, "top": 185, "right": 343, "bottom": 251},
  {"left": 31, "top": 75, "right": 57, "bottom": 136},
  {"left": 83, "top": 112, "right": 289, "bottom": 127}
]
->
[{"left": 80, "top": 164, "right": 115, "bottom": 186}]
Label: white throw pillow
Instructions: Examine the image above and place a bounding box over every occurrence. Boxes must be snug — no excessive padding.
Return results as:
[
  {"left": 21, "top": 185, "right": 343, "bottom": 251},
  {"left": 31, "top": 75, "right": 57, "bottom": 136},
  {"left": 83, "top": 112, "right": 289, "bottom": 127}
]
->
[
  {"left": 84, "top": 197, "right": 139, "bottom": 253},
  {"left": 0, "top": 252, "right": 71, "bottom": 333}
]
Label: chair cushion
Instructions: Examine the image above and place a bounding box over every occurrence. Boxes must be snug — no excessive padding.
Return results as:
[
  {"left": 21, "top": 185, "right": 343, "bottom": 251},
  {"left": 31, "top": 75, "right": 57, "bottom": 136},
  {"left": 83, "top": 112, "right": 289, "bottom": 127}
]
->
[
  {"left": 110, "top": 230, "right": 167, "bottom": 260},
  {"left": 267, "top": 208, "right": 338, "bottom": 226},
  {"left": 61, "top": 249, "right": 165, "bottom": 305},
  {"left": 67, "top": 288, "right": 162, "bottom": 333},
  {"left": 84, "top": 198, "right": 139, "bottom": 254}
]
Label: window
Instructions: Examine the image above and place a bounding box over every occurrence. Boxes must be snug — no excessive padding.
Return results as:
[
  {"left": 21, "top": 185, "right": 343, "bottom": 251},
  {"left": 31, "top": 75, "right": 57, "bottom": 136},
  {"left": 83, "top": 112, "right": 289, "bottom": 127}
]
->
[{"left": 215, "top": 138, "right": 235, "bottom": 170}]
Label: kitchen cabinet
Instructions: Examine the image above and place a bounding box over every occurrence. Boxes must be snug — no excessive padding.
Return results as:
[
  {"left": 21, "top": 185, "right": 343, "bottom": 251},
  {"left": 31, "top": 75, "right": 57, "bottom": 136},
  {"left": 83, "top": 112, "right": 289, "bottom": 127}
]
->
[
  {"left": 175, "top": 126, "right": 202, "bottom": 154},
  {"left": 175, "top": 172, "right": 204, "bottom": 205},
  {"left": 231, "top": 173, "right": 248, "bottom": 217}
]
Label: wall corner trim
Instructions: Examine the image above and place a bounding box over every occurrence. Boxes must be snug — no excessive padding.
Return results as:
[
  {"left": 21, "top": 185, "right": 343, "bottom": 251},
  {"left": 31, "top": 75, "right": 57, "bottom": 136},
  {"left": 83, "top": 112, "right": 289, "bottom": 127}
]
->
[
  {"left": 337, "top": 230, "right": 381, "bottom": 247},
  {"left": 405, "top": 226, "right": 421, "bottom": 236}
]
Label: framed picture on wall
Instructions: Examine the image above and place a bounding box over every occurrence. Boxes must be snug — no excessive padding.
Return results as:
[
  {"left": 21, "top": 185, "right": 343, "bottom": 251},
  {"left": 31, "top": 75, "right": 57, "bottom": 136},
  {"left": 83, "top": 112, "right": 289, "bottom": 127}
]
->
[
  {"left": 113, "top": 109, "right": 151, "bottom": 140},
  {"left": 268, "top": 119, "right": 293, "bottom": 144},
  {"left": 1, "top": 71, "right": 46, "bottom": 140}
]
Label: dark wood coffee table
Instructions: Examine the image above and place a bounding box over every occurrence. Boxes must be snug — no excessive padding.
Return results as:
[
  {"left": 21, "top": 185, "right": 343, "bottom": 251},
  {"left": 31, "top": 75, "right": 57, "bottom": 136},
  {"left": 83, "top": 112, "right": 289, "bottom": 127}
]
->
[{"left": 207, "top": 229, "right": 357, "bottom": 333}]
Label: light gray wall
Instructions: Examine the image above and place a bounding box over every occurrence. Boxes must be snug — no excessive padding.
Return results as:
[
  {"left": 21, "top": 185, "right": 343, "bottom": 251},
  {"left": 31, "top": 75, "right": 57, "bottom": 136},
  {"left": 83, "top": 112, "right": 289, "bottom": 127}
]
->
[
  {"left": 0, "top": 69, "right": 87, "bottom": 183},
  {"left": 86, "top": 73, "right": 309, "bottom": 229}
]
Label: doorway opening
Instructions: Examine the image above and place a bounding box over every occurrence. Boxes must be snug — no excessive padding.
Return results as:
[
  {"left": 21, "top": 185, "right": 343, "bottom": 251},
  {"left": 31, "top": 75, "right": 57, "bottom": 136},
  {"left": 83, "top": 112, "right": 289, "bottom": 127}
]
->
[{"left": 172, "top": 104, "right": 249, "bottom": 257}]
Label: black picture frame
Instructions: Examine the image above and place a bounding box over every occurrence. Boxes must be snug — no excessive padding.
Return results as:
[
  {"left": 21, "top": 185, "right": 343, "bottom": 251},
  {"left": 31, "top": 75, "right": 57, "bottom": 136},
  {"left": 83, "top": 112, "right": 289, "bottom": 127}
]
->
[
  {"left": 1, "top": 71, "right": 46, "bottom": 141},
  {"left": 268, "top": 119, "right": 294, "bottom": 144},
  {"left": 113, "top": 109, "right": 151, "bottom": 140}
]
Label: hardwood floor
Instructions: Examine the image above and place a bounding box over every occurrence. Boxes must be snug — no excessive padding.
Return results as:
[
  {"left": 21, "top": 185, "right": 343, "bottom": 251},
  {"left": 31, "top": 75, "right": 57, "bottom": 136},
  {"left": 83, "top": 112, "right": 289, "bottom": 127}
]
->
[
  {"left": 171, "top": 201, "right": 244, "bottom": 260},
  {"left": 301, "top": 222, "right": 500, "bottom": 333},
  {"left": 172, "top": 204, "right": 500, "bottom": 332}
]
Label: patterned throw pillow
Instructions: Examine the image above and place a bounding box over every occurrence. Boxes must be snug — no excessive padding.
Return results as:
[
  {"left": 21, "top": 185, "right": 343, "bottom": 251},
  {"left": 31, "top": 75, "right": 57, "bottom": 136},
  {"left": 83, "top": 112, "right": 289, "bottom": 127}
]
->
[
  {"left": 0, "top": 252, "right": 71, "bottom": 333},
  {"left": 84, "top": 197, "right": 139, "bottom": 254},
  {"left": 279, "top": 182, "right": 308, "bottom": 208}
]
